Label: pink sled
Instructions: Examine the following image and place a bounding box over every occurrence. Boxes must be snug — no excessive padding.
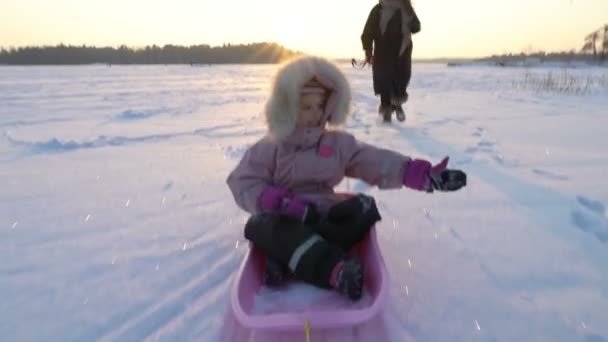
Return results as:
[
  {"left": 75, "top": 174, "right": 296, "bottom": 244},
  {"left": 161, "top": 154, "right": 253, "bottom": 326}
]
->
[{"left": 229, "top": 225, "right": 390, "bottom": 333}]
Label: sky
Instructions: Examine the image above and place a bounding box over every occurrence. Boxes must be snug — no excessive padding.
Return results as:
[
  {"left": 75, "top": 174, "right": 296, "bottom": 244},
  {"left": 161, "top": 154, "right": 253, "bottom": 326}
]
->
[{"left": 1, "top": 0, "right": 607, "bottom": 59}]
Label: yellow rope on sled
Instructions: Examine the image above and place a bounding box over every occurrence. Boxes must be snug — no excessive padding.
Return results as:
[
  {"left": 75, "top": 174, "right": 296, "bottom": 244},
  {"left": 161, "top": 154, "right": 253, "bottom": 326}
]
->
[{"left": 304, "top": 318, "right": 311, "bottom": 342}]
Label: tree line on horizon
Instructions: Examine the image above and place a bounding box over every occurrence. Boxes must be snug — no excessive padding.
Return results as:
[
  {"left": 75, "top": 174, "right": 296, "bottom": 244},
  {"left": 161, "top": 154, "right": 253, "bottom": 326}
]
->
[
  {"left": 480, "top": 23, "right": 608, "bottom": 64},
  {"left": 0, "top": 42, "right": 298, "bottom": 65},
  {"left": 3, "top": 25, "right": 607, "bottom": 66},
  {"left": 478, "top": 50, "right": 598, "bottom": 64}
]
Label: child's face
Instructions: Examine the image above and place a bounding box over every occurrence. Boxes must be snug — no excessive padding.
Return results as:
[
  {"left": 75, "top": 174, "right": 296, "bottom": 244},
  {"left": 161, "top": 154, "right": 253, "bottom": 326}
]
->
[{"left": 297, "top": 93, "right": 326, "bottom": 128}]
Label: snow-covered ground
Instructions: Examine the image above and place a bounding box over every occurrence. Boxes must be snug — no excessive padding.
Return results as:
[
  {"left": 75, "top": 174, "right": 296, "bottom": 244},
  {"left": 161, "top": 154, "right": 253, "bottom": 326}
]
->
[{"left": 1, "top": 63, "right": 607, "bottom": 341}]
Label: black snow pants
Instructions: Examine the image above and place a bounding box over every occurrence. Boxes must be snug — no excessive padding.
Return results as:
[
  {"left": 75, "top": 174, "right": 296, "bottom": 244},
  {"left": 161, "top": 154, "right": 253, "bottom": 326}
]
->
[{"left": 244, "top": 194, "right": 381, "bottom": 288}]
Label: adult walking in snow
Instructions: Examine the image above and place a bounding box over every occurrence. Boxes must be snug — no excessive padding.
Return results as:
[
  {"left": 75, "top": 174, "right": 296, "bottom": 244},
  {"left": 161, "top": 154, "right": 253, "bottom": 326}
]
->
[{"left": 361, "top": 0, "right": 420, "bottom": 122}]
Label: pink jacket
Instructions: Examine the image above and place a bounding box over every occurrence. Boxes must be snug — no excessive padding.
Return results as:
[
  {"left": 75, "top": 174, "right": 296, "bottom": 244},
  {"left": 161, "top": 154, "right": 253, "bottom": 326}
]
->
[
  {"left": 227, "top": 127, "right": 411, "bottom": 214},
  {"left": 226, "top": 56, "right": 412, "bottom": 214}
]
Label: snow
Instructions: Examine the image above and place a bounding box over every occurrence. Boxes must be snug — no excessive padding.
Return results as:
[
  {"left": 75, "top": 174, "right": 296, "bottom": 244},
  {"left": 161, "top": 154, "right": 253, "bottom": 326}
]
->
[
  {"left": 1, "top": 63, "right": 608, "bottom": 341},
  {"left": 253, "top": 283, "right": 373, "bottom": 315}
]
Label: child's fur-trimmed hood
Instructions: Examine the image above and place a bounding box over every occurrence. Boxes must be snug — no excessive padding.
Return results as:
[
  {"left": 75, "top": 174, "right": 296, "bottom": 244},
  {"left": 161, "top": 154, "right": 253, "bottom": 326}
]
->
[{"left": 264, "top": 56, "right": 351, "bottom": 140}]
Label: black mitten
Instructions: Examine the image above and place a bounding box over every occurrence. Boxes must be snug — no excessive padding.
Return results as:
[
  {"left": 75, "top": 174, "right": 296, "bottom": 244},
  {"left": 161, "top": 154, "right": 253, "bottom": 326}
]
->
[
  {"left": 430, "top": 168, "right": 467, "bottom": 192},
  {"left": 313, "top": 194, "right": 381, "bottom": 251}
]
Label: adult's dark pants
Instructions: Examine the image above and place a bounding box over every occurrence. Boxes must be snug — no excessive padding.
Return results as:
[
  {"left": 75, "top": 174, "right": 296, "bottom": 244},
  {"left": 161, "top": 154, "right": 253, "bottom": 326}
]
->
[{"left": 376, "top": 43, "right": 413, "bottom": 108}]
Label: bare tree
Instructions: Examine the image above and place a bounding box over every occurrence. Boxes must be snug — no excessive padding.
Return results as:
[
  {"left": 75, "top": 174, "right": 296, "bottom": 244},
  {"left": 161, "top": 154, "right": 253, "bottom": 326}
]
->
[
  {"left": 602, "top": 25, "right": 608, "bottom": 61},
  {"left": 582, "top": 24, "right": 608, "bottom": 63},
  {"left": 583, "top": 30, "right": 599, "bottom": 56}
]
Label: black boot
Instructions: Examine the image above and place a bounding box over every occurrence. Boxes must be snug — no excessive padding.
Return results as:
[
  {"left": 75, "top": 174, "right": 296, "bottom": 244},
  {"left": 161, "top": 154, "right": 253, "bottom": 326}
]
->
[
  {"left": 263, "top": 257, "right": 289, "bottom": 287},
  {"left": 394, "top": 105, "right": 406, "bottom": 122},
  {"left": 378, "top": 104, "right": 392, "bottom": 123},
  {"left": 334, "top": 257, "right": 364, "bottom": 301}
]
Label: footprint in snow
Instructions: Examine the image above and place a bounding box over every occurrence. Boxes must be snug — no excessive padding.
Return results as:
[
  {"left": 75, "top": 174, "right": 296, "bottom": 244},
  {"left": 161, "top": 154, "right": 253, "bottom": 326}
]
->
[
  {"left": 472, "top": 127, "right": 485, "bottom": 137},
  {"left": 222, "top": 145, "right": 249, "bottom": 160},
  {"left": 571, "top": 196, "right": 608, "bottom": 244},
  {"left": 577, "top": 196, "right": 607, "bottom": 216},
  {"left": 465, "top": 140, "right": 496, "bottom": 154},
  {"left": 162, "top": 181, "right": 174, "bottom": 191},
  {"left": 532, "top": 169, "right": 569, "bottom": 181}
]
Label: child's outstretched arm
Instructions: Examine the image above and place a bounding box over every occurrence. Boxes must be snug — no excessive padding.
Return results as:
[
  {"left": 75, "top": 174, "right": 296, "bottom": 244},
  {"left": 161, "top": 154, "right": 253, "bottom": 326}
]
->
[{"left": 340, "top": 133, "right": 466, "bottom": 192}]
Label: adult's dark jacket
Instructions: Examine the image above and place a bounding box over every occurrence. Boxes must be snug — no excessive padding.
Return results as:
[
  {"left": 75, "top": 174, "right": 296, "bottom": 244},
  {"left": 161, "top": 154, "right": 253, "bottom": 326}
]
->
[{"left": 361, "top": 3, "right": 420, "bottom": 98}]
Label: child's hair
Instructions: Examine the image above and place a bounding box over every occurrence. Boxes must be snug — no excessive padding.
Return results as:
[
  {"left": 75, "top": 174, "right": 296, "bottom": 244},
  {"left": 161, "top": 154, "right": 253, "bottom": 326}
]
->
[
  {"left": 301, "top": 78, "right": 328, "bottom": 96},
  {"left": 264, "top": 56, "right": 352, "bottom": 140}
]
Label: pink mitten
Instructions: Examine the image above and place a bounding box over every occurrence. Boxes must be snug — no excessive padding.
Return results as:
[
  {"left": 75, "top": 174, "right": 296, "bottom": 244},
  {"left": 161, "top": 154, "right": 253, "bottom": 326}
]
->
[
  {"left": 259, "top": 185, "right": 291, "bottom": 212},
  {"left": 259, "top": 185, "right": 311, "bottom": 221}
]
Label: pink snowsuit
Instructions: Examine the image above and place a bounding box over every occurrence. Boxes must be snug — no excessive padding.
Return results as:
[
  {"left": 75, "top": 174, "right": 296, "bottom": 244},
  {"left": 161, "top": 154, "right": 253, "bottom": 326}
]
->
[
  {"left": 227, "top": 56, "right": 413, "bottom": 215},
  {"left": 228, "top": 127, "right": 411, "bottom": 214}
]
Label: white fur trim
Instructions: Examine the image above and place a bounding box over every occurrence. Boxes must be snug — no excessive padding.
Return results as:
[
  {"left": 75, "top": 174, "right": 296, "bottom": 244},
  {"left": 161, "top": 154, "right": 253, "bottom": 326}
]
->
[{"left": 264, "top": 56, "right": 351, "bottom": 140}]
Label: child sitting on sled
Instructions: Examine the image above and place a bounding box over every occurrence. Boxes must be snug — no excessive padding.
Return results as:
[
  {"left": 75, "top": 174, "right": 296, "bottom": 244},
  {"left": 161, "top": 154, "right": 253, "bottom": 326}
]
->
[{"left": 227, "top": 56, "right": 466, "bottom": 301}]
